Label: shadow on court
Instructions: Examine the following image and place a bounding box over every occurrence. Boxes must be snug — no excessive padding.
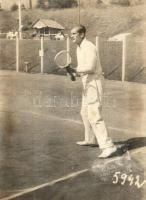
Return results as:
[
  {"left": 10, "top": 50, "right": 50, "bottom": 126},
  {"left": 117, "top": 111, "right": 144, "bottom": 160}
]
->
[
  {"left": 0, "top": 71, "right": 146, "bottom": 200},
  {"left": 112, "top": 137, "right": 146, "bottom": 157},
  {"left": 116, "top": 137, "right": 146, "bottom": 150}
]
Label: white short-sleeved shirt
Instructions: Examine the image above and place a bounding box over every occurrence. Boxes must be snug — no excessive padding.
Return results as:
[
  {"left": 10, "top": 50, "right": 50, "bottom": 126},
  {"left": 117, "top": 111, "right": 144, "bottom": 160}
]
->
[{"left": 77, "top": 38, "right": 102, "bottom": 81}]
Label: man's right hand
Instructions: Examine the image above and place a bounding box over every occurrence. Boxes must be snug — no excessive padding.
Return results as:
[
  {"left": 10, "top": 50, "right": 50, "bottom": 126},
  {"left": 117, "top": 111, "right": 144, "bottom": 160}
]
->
[
  {"left": 65, "top": 65, "right": 76, "bottom": 74},
  {"left": 65, "top": 65, "right": 76, "bottom": 81}
]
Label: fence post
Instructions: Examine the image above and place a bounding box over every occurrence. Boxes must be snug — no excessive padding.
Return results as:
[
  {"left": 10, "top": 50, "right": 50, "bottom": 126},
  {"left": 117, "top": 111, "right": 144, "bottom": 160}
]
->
[
  {"left": 66, "top": 36, "right": 70, "bottom": 65},
  {"left": 40, "top": 36, "right": 44, "bottom": 74},
  {"left": 18, "top": 0, "right": 22, "bottom": 39},
  {"left": 16, "top": 32, "right": 19, "bottom": 72},
  {"left": 95, "top": 36, "right": 99, "bottom": 52},
  {"left": 95, "top": 36, "right": 102, "bottom": 71},
  {"left": 122, "top": 35, "right": 127, "bottom": 82},
  {"left": 96, "top": 36, "right": 101, "bottom": 62}
]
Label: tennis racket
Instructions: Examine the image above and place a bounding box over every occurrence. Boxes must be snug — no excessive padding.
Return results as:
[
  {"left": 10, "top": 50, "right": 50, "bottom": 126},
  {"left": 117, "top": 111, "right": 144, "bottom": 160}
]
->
[{"left": 54, "top": 50, "right": 76, "bottom": 81}]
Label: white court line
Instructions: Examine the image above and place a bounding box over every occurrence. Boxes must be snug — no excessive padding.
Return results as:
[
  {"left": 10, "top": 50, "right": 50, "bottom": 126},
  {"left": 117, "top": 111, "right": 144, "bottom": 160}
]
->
[
  {"left": 129, "top": 146, "right": 146, "bottom": 155},
  {"left": 92, "top": 152, "right": 131, "bottom": 169},
  {"left": 0, "top": 169, "right": 88, "bottom": 200},
  {"left": 0, "top": 112, "right": 145, "bottom": 200},
  {"left": 18, "top": 109, "right": 138, "bottom": 135},
  {"left": 0, "top": 109, "right": 143, "bottom": 135},
  {"left": 0, "top": 153, "right": 133, "bottom": 200},
  {"left": 0, "top": 109, "right": 146, "bottom": 199},
  {"left": 2, "top": 149, "right": 146, "bottom": 200}
]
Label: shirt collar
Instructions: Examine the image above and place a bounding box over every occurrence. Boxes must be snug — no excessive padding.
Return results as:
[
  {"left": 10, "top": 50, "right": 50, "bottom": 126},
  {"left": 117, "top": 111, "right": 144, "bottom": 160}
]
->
[{"left": 78, "top": 37, "right": 87, "bottom": 48}]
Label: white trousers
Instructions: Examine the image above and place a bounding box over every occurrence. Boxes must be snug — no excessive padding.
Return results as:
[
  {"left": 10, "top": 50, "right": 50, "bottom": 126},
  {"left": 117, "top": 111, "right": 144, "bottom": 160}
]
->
[{"left": 80, "top": 75, "right": 114, "bottom": 149}]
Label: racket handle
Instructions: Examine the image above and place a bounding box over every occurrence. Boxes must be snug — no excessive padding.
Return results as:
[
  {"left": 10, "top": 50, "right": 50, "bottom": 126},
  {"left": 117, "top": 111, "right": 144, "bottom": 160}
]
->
[
  {"left": 65, "top": 66, "right": 76, "bottom": 81},
  {"left": 70, "top": 73, "right": 76, "bottom": 81},
  {"left": 67, "top": 71, "right": 76, "bottom": 81}
]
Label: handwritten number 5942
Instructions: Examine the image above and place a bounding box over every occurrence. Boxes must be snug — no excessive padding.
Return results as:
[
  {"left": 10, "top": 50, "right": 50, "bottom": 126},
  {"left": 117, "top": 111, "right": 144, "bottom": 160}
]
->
[{"left": 112, "top": 172, "right": 146, "bottom": 189}]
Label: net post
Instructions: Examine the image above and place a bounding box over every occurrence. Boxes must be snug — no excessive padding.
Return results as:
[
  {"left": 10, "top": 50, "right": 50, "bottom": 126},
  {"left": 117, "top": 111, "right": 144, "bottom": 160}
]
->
[
  {"left": 66, "top": 36, "right": 70, "bottom": 65},
  {"left": 40, "top": 36, "right": 44, "bottom": 74},
  {"left": 122, "top": 35, "right": 127, "bottom": 82},
  {"left": 16, "top": 32, "right": 19, "bottom": 72}
]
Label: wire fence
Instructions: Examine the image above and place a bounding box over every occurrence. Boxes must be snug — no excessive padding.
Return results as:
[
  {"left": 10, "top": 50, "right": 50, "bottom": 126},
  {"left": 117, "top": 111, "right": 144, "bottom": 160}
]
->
[
  {"left": 0, "top": 35, "right": 146, "bottom": 83},
  {"left": 0, "top": 38, "right": 67, "bottom": 73},
  {"left": 98, "top": 36, "right": 146, "bottom": 83},
  {"left": 126, "top": 39, "right": 146, "bottom": 82},
  {"left": 98, "top": 38, "right": 122, "bottom": 80}
]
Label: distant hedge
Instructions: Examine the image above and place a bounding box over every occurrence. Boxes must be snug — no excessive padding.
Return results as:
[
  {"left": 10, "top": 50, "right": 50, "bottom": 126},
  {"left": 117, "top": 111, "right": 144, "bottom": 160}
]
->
[
  {"left": 37, "top": 0, "right": 78, "bottom": 9},
  {"left": 100, "top": 0, "right": 144, "bottom": 5}
]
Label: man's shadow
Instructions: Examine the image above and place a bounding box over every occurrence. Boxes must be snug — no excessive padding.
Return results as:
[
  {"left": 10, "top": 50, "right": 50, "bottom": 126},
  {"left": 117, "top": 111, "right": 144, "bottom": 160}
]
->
[
  {"left": 89, "top": 137, "right": 146, "bottom": 158},
  {"left": 112, "top": 137, "right": 146, "bottom": 157}
]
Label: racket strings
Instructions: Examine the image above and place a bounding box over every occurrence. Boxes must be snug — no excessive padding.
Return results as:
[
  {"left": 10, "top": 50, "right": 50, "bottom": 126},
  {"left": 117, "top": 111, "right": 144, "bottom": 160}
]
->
[
  {"left": 55, "top": 54, "right": 68, "bottom": 67},
  {"left": 54, "top": 50, "right": 71, "bottom": 68}
]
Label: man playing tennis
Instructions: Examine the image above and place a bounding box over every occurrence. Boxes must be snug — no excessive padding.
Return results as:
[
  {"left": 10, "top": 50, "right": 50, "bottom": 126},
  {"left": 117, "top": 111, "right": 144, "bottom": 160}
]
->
[{"left": 71, "top": 25, "right": 117, "bottom": 158}]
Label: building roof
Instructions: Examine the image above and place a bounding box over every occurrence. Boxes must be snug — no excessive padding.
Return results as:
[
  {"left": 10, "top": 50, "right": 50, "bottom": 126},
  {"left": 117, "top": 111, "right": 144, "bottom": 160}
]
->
[{"left": 33, "top": 19, "right": 65, "bottom": 30}]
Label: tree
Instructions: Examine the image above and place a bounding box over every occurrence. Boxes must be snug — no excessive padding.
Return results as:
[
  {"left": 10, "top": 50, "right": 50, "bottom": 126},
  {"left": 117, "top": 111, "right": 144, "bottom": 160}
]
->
[{"left": 29, "top": 0, "right": 32, "bottom": 9}]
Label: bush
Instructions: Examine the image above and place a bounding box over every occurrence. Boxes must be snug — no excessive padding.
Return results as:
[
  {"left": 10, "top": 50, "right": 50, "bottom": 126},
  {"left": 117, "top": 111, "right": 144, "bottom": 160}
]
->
[
  {"left": 37, "top": 0, "right": 77, "bottom": 9},
  {"left": 11, "top": 4, "right": 18, "bottom": 11},
  {"left": 100, "top": 0, "right": 144, "bottom": 5},
  {"left": 49, "top": 0, "right": 78, "bottom": 8},
  {"left": 80, "top": 0, "right": 99, "bottom": 7},
  {"left": 21, "top": 4, "right": 26, "bottom": 10}
]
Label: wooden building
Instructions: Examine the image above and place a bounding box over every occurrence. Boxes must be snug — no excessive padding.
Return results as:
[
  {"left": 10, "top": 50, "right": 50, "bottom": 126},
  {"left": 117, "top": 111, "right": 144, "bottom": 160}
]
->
[{"left": 32, "top": 19, "right": 65, "bottom": 38}]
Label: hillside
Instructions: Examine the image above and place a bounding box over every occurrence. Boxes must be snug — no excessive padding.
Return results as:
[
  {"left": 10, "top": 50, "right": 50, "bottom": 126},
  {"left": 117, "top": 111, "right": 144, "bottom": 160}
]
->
[{"left": 0, "top": 4, "right": 146, "bottom": 39}]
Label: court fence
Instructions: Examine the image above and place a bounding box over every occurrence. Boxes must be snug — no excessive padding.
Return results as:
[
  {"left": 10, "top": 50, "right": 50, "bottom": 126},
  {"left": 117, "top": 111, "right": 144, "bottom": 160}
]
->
[
  {"left": 0, "top": 33, "right": 145, "bottom": 83},
  {"left": 96, "top": 35, "right": 145, "bottom": 82}
]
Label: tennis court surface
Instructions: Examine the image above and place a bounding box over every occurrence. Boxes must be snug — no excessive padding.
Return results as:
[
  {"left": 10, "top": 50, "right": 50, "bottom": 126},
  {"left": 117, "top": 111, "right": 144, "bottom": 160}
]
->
[{"left": 0, "top": 70, "right": 146, "bottom": 200}]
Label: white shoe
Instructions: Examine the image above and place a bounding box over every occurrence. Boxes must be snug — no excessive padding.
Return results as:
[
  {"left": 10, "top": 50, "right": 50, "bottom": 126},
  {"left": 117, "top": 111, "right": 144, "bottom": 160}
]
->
[
  {"left": 98, "top": 146, "right": 117, "bottom": 158},
  {"left": 76, "top": 140, "right": 96, "bottom": 146}
]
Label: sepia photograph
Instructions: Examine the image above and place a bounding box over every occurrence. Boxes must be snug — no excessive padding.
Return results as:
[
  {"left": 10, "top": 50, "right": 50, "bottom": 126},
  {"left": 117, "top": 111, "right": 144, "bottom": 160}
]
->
[{"left": 0, "top": 0, "right": 146, "bottom": 199}]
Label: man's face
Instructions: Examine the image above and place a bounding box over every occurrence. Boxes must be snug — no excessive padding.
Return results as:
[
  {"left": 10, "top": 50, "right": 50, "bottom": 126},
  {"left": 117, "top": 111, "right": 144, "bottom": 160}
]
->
[{"left": 70, "top": 28, "right": 84, "bottom": 45}]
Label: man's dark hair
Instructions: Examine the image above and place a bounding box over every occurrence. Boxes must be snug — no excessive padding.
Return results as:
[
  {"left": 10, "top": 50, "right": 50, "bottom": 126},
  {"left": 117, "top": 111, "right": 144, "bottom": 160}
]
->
[{"left": 77, "top": 25, "right": 86, "bottom": 34}]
